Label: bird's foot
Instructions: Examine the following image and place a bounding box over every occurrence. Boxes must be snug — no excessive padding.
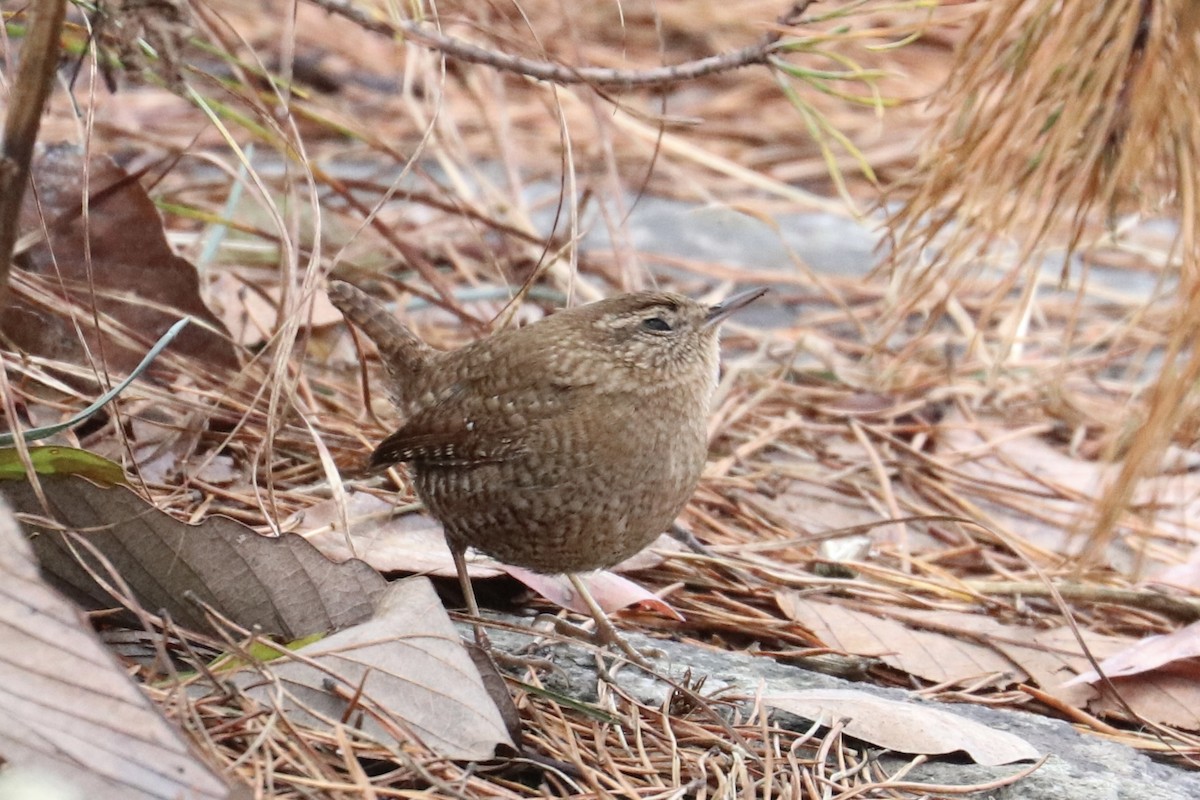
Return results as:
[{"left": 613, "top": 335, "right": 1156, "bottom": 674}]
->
[
  {"left": 468, "top": 623, "right": 559, "bottom": 673},
  {"left": 534, "top": 613, "right": 664, "bottom": 668},
  {"left": 488, "top": 647, "right": 560, "bottom": 673},
  {"left": 563, "top": 573, "right": 665, "bottom": 668}
]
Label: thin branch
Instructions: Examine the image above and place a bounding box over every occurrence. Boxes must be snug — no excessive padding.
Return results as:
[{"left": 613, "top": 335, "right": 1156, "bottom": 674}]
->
[
  {"left": 970, "top": 580, "right": 1200, "bottom": 624},
  {"left": 308, "top": 0, "right": 813, "bottom": 89}
]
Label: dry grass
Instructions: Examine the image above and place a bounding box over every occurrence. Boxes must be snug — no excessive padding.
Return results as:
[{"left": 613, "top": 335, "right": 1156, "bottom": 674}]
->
[
  {"left": 885, "top": 0, "right": 1200, "bottom": 570},
  {"left": 4, "top": 0, "right": 1200, "bottom": 795}
]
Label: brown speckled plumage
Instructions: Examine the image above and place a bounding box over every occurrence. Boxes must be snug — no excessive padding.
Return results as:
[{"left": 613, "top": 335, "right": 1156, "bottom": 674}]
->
[{"left": 329, "top": 280, "right": 764, "bottom": 656}]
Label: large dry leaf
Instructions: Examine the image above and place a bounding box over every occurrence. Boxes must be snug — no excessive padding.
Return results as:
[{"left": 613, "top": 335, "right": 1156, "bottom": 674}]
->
[
  {"left": 895, "top": 608, "right": 1097, "bottom": 707},
  {"left": 933, "top": 414, "right": 1106, "bottom": 558},
  {"left": 2, "top": 476, "right": 386, "bottom": 639},
  {"left": 298, "top": 491, "right": 503, "bottom": 578},
  {"left": 777, "top": 594, "right": 1022, "bottom": 685},
  {"left": 0, "top": 497, "right": 241, "bottom": 800},
  {"left": 873, "top": 607, "right": 1102, "bottom": 709},
  {"left": 239, "top": 577, "right": 515, "bottom": 761},
  {"left": 5, "top": 144, "right": 238, "bottom": 375},
  {"left": 213, "top": 272, "right": 345, "bottom": 348},
  {"left": 845, "top": 609, "right": 1200, "bottom": 729},
  {"left": 779, "top": 594, "right": 1105, "bottom": 707},
  {"left": 764, "top": 690, "right": 1041, "bottom": 766},
  {"left": 299, "top": 490, "right": 676, "bottom": 575},
  {"left": 737, "top": 476, "right": 885, "bottom": 539},
  {"left": 1090, "top": 663, "right": 1200, "bottom": 730},
  {"left": 932, "top": 410, "right": 1200, "bottom": 572},
  {"left": 780, "top": 594, "right": 1200, "bottom": 728}
]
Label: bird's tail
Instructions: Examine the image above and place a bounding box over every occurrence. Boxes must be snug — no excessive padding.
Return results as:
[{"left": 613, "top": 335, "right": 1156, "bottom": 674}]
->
[{"left": 327, "top": 280, "right": 433, "bottom": 404}]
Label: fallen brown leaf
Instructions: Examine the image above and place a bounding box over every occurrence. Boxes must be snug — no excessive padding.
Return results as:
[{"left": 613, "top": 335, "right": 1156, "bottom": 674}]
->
[
  {"left": 298, "top": 488, "right": 680, "bottom": 615},
  {"left": 777, "top": 594, "right": 1022, "bottom": 686},
  {"left": 1033, "top": 627, "right": 1200, "bottom": 731},
  {"left": 2, "top": 475, "right": 386, "bottom": 639},
  {"left": 1065, "top": 621, "right": 1200, "bottom": 686}
]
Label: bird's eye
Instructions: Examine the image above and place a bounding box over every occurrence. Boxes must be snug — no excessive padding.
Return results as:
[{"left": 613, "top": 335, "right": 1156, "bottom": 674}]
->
[{"left": 641, "top": 316, "right": 673, "bottom": 333}]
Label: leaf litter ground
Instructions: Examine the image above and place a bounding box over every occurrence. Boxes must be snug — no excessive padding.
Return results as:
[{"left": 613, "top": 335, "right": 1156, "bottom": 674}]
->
[{"left": 4, "top": 0, "right": 1200, "bottom": 796}]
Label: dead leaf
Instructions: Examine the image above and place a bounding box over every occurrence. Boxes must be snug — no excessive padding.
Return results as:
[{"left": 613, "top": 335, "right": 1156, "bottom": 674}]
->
[
  {"left": 1033, "top": 627, "right": 1200, "bottom": 730},
  {"left": 777, "top": 594, "right": 1024, "bottom": 686},
  {"left": 6, "top": 144, "right": 238, "bottom": 376},
  {"left": 1065, "top": 620, "right": 1200, "bottom": 686},
  {"left": 934, "top": 409, "right": 1108, "bottom": 558},
  {"left": 212, "top": 272, "right": 345, "bottom": 348},
  {"left": 0, "top": 496, "right": 241, "bottom": 800},
  {"left": 786, "top": 591, "right": 1200, "bottom": 730},
  {"left": 1090, "top": 662, "right": 1200, "bottom": 730},
  {"left": 238, "top": 578, "right": 514, "bottom": 760},
  {"left": 778, "top": 595, "right": 1112, "bottom": 708},
  {"left": 465, "top": 642, "right": 524, "bottom": 745},
  {"left": 2, "top": 475, "right": 386, "bottom": 639},
  {"left": 738, "top": 477, "right": 890, "bottom": 542},
  {"left": 764, "top": 690, "right": 1041, "bottom": 765},
  {"left": 1149, "top": 543, "right": 1200, "bottom": 591},
  {"left": 299, "top": 490, "right": 677, "bottom": 576}
]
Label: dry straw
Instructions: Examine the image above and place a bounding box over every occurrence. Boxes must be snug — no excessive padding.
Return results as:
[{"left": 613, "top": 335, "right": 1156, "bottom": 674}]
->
[{"left": 886, "top": 0, "right": 1200, "bottom": 567}]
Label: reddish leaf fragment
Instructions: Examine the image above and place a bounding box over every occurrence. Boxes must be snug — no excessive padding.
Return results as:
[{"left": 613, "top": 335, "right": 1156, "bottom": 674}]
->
[
  {"left": 1065, "top": 620, "right": 1200, "bottom": 686},
  {"left": 503, "top": 565, "right": 684, "bottom": 620}
]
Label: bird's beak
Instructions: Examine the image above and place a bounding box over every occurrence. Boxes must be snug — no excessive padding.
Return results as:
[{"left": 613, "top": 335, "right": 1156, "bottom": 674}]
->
[{"left": 704, "top": 287, "right": 768, "bottom": 328}]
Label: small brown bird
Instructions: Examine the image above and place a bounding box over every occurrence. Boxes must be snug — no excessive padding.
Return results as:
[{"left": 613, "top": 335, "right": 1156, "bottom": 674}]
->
[{"left": 329, "top": 281, "right": 765, "bottom": 661}]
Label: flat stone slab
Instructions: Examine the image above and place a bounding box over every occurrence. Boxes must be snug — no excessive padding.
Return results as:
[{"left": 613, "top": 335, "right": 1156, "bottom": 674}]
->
[{"left": 483, "top": 623, "right": 1198, "bottom": 800}]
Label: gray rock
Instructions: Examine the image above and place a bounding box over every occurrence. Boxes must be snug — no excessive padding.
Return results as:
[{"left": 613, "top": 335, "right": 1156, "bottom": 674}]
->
[{"left": 481, "top": 623, "right": 1197, "bottom": 800}]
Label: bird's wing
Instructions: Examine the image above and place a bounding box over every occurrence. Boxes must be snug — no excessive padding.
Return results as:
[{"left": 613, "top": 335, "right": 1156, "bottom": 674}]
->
[
  {"left": 369, "top": 349, "right": 595, "bottom": 469},
  {"left": 369, "top": 393, "right": 528, "bottom": 467}
]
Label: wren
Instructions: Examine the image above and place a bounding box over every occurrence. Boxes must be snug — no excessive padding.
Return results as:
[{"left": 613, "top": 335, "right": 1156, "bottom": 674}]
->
[{"left": 329, "top": 280, "right": 765, "bottom": 661}]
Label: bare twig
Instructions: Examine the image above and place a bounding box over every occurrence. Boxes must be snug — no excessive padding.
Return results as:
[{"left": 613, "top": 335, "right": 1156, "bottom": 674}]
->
[
  {"left": 308, "top": 0, "right": 813, "bottom": 88},
  {"left": 969, "top": 580, "right": 1200, "bottom": 624}
]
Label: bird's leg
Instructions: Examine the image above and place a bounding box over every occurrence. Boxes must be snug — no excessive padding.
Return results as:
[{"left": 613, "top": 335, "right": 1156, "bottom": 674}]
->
[
  {"left": 451, "top": 544, "right": 491, "bottom": 649},
  {"left": 452, "top": 545, "right": 559, "bottom": 673},
  {"left": 567, "top": 573, "right": 656, "bottom": 668},
  {"left": 668, "top": 521, "right": 710, "bottom": 554}
]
